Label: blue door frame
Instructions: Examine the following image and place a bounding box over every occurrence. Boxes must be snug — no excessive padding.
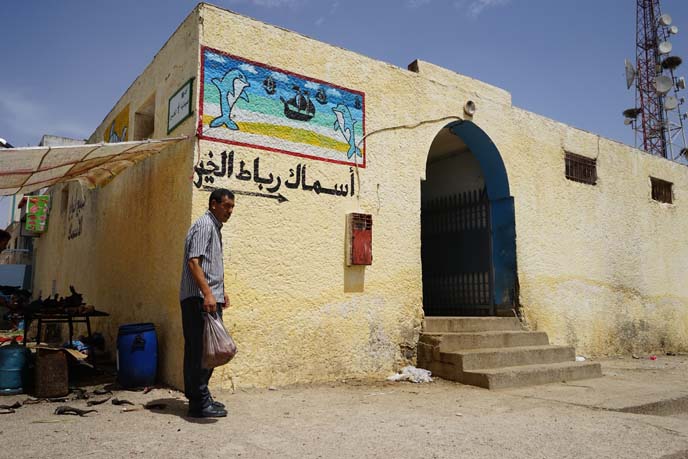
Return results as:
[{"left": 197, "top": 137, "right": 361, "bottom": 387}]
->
[{"left": 445, "top": 120, "right": 517, "bottom": 312}]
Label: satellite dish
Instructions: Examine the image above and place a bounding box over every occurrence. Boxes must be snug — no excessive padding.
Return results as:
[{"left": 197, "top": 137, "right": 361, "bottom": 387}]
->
[
  {"left": 662, "top": 56, "right": 682, "bottom": 70},
  {"left": 625, "top": 59, "right": 636, "bottom": 89},
  {"left": 656, "top": 75, "right": 673, "bottom": 94},
  {"left": 678, "top": 76, "right": 686, "bottom": 90},
  {"left": 659, "top": 13, "right": 672, "bottom": 26},
  {"left": 669, "top": 25, "right": 679, "bottom": 35},
  {"left": 659, "top": 41, "right": 673, "bottom": 55},
  {"left": 665, "top": 95, "right": 679, "bottom": 110},
  {"left": 623, "top": 107, "right": 641, "bottom": 118},
  {"left": 624, "top": 118, "right": 634, "bottom": 125}
]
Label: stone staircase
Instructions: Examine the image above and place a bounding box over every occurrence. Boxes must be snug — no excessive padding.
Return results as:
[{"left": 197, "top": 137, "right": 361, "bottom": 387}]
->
[{"left": 417, "top": 317, "right": 602, "bottom": 389}]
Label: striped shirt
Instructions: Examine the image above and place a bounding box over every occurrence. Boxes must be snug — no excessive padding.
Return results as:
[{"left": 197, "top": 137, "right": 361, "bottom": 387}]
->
[{"left": 179, "top": 210, "right": 225, "bottom": 302}]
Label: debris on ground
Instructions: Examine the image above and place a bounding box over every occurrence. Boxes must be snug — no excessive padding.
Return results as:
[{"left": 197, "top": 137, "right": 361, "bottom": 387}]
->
[
  {"left": 54, "top": 406, "right": 97, "bottom": 416},
  {"left": 86, "top": 397, "right": 111, "bottom": 406},
  {"left": 111, "top": 398, "right": 134, "bottom": 406},
  {"left": 386, "top": 366, "right": 433, "bottom": 383}
]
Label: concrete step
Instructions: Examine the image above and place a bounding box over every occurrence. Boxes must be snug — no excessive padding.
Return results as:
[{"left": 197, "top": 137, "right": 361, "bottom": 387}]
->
[
  {"left": 422, "top": 330, "right": 550, "bottom": 351},
  {"left": 423, "top": 317, "right": 523, "bottom": 333},
  {"left": 462, "top": 361, "right": 603, "bottom": 390},
  {"left": 441, "top": 345, "right": 575, "bottom": 370}
]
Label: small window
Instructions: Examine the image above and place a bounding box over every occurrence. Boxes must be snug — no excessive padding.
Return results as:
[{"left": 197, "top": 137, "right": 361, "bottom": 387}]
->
[
  {"left": 134, "top": 93, "right": 156, "bottom": 140},
  {"left": 650, "top": 177, "right": 673, "bottom": 203},
  {"left": 565, "top": 152, "right": 597, "bottom": 185}
]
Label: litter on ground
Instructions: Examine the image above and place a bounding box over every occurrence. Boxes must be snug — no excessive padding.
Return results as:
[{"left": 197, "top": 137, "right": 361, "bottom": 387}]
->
[{"left": 386, "top": 366, "right": 433, "bottom": 383}]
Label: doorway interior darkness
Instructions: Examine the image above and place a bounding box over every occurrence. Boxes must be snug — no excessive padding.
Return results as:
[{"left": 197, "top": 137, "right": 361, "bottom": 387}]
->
[{"left": 421, "top": 121, "right": 517, "bottom": 317}]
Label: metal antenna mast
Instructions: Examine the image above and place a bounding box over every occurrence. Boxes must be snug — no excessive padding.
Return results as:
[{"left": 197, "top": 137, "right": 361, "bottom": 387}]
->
[
  {"left": 636, "top": 0, "right": 666, "bottom": 156},
  {"left": 624, "top": 0, "right": 687, "bottom": 162}
]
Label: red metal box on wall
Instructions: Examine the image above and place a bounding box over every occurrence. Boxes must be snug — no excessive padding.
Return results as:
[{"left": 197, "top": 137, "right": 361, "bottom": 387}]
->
[{"left": 347, "top": 213, "right": 372, "bottom": 266}]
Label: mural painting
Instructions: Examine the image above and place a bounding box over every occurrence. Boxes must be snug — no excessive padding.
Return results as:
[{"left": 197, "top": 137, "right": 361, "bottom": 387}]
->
[
  {"left": 194, "top": 149, "right": 355, "bottom": 203},
  {"left": 104, "top": 104, "right": 129, "bottom": 143},
  {"left": 199, "top": 47, "right": 366, "bottom": 167}
]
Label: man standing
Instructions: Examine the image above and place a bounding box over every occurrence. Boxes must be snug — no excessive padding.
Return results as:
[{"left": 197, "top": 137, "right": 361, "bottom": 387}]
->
[{"left": 179, "top": 188, "right": 235, "bottom": 418}]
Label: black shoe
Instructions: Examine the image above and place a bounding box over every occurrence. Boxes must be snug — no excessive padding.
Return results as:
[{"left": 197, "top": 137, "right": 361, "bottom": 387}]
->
[
  {"left": 210, "top": 397, "right": 225, "bottom": 409},
  {"left": 187, "top": 404, "right": 227, "bottom": 418}
]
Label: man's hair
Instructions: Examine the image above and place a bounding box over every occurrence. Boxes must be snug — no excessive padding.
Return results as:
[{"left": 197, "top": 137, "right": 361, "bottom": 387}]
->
[
  {"left": 208, "top": 188, "right": 235, "bottom": 207},
  {"left": 0, "top": 229, "right": 10, "bottom": 242}
]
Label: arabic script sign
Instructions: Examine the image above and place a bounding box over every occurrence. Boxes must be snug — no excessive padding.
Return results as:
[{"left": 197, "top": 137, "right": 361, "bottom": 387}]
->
[
  {"left": 199, "top": 46, "right": 366, "bottom": 167},
  {"left": 195, "top": 150, "right": 355, "bottom": 203},
  {"left": 168, "top": 78, "right": 194, "bottom": 133}
]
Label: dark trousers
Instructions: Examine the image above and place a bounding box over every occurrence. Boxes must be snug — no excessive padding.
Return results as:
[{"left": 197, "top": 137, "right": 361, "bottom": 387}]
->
[{"left": 180, "top": 297, "right": 223, "bottom": 410}]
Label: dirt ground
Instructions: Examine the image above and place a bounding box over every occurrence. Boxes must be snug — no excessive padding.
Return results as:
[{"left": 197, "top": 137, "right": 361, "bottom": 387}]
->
[{"left": 1, "top": 356, "right": 687, "bottom": 458}]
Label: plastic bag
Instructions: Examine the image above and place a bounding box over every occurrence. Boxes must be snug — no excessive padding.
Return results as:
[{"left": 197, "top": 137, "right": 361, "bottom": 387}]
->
[
  {"left": 202, "top": 312, "right": 237, "bottom": 369},
  {"left": 386, "top": 366, "right": 433, "bottom": 383}
]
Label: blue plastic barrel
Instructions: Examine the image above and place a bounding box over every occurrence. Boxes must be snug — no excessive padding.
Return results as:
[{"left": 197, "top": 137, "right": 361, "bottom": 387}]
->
[
  {"left": 0, "top": 343, "right": 29, "bottom": 395},
  {"left": 117, "top": 323, "right": 157, "bottom": 388}
]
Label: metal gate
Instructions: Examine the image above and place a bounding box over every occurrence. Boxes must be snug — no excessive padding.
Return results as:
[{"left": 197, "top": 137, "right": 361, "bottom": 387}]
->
[{"left": 421, "top": 188, "right": 493, "bottom": 316}]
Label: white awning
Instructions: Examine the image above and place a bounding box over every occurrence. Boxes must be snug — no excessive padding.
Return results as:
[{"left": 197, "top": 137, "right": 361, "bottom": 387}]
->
[{"left": 0, "top": 137, "right": 187, "bottom": 196}]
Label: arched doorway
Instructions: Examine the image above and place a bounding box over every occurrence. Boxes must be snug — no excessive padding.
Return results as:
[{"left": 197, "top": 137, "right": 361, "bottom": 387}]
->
[{"left": 421, "top": 120, "right": 516, "bottom": 316}]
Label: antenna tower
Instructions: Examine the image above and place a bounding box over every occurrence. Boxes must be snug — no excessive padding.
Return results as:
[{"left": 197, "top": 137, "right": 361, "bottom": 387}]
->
[{"left": 624, "top": 0, "right": 688, "bottom": 162}]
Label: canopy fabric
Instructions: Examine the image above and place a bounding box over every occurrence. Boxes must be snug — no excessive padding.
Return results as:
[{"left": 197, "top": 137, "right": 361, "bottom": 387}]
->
[{"left": 0, "top": 137, "right": 187, "bottom": 196}]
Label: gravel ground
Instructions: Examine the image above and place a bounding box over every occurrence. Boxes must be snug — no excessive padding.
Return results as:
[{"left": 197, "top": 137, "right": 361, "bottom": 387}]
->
[{"left": 1, "top": 358, "right": 687, "bottom": 458}]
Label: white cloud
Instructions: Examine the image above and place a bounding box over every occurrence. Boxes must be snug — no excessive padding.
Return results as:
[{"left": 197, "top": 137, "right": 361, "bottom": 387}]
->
[
  {"left": 304, "top": 81, "right": 320, "bottom": 90},
  {"left": 454, "top": 0, "right": 511, "bottom": 17},
  {"left": 326, "top": 88, "right": 341, "bottom": 97},
  {"left": 406, "top": 0, "right": 431, "bottom": 8},
  {"left": 206, "top": 53, "right": 227, "bottom": 64},
  {"left": 239, "top": 63, "right": 257, "bottom": 74},
  {"left": 315, "top": 16, "right": 325, "bottom": 27},
  {"left": 270, "top": 71, "right": 290, "bottom": 83}
]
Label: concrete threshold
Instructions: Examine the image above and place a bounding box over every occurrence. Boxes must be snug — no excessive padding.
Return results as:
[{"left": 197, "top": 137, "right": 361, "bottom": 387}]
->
[
  {"left": 615, "top": 394, "right": 688, "bottom": 417},
  {"left": 501, "top": 355, "right": 688, "bottom": 422}
]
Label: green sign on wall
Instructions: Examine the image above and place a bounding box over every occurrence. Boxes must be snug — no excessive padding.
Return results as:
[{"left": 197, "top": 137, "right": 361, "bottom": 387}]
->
[{"left": 25, "top": 195, "right": 50, "bottom": 233}]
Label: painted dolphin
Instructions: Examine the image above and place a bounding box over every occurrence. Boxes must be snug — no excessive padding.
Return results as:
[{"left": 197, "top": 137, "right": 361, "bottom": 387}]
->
[
  {"left": 209, "top": 69, "right": 250, "bottom": 130},
  {"left": 107, "top": 121, "right": 127, "bottom": 143},
  {"left": 332, "top": 104, "right": 361, "bottom": 159}
]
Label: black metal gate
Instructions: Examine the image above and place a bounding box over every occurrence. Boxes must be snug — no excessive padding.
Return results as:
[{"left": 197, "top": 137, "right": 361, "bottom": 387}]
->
[{"left": 421, "top": 188, "right": 493, "bottom": 316}]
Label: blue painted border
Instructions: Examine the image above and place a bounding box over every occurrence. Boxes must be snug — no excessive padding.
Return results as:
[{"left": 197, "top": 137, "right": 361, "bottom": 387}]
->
[{"left": 446, "top": 120, "right": 517, "bottom": 310}]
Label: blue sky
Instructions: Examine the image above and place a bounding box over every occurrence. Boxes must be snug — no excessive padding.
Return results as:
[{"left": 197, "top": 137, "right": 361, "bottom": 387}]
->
[{"left": 1, "top": 0, "right": 687, "bottom": 226}]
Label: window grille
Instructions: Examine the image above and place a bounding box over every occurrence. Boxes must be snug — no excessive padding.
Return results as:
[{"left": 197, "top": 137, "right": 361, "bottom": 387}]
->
[
  {"left": 565, "top": 152, "right": 597, "bottom": 185},
  {"left": 651, "top": 177, "right": 673, "bottom": 204}
]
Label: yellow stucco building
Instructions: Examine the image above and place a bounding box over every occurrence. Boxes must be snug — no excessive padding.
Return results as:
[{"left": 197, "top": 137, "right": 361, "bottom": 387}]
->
[{"left": 32, "top": 3, "right": 688, "bottom": 389}]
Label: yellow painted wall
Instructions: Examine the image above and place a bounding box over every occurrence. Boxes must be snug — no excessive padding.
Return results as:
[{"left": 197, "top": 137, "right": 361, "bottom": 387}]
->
[
  {"left": 197, "top": 5, "right": 512, "bottom": 389},
  {"left": 197, "top": 4, "right": 688, "bottom": 390},
  {"left": 33, "top": 4, "right": 688, "bottom": 392},
  {"left": 33, "top": 8, "right": 201, "bottom": 388},
  {"left": 509, "top": 108, "right": 688, "bottom": 356}
]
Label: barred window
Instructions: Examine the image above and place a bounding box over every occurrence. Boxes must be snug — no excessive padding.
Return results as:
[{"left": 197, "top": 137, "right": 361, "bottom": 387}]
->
[
  {"left": 650, "top": 177, "right": 673, "bottom": 204},
  {"left": 565, "top": 152, "right": 597, "bottom": 185}
]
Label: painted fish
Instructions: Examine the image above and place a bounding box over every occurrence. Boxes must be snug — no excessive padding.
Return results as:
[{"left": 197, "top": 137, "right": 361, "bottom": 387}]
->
[
  {"left": 209, "top": 69, "right": 250, "bottom": 130},
  {"left": 332, "top": 104, "right": 361, "bottom": 159}
]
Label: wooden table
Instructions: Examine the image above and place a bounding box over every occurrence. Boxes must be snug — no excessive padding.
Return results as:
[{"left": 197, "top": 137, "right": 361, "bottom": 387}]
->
[{"left": 23, "top": 310, "right": 109, "bottom": 346}]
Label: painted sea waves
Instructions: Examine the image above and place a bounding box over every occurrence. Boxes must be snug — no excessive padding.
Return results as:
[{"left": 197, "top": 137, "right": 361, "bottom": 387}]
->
[{"left": 199, "top": 47, "right": 366, "bottom": 167}]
